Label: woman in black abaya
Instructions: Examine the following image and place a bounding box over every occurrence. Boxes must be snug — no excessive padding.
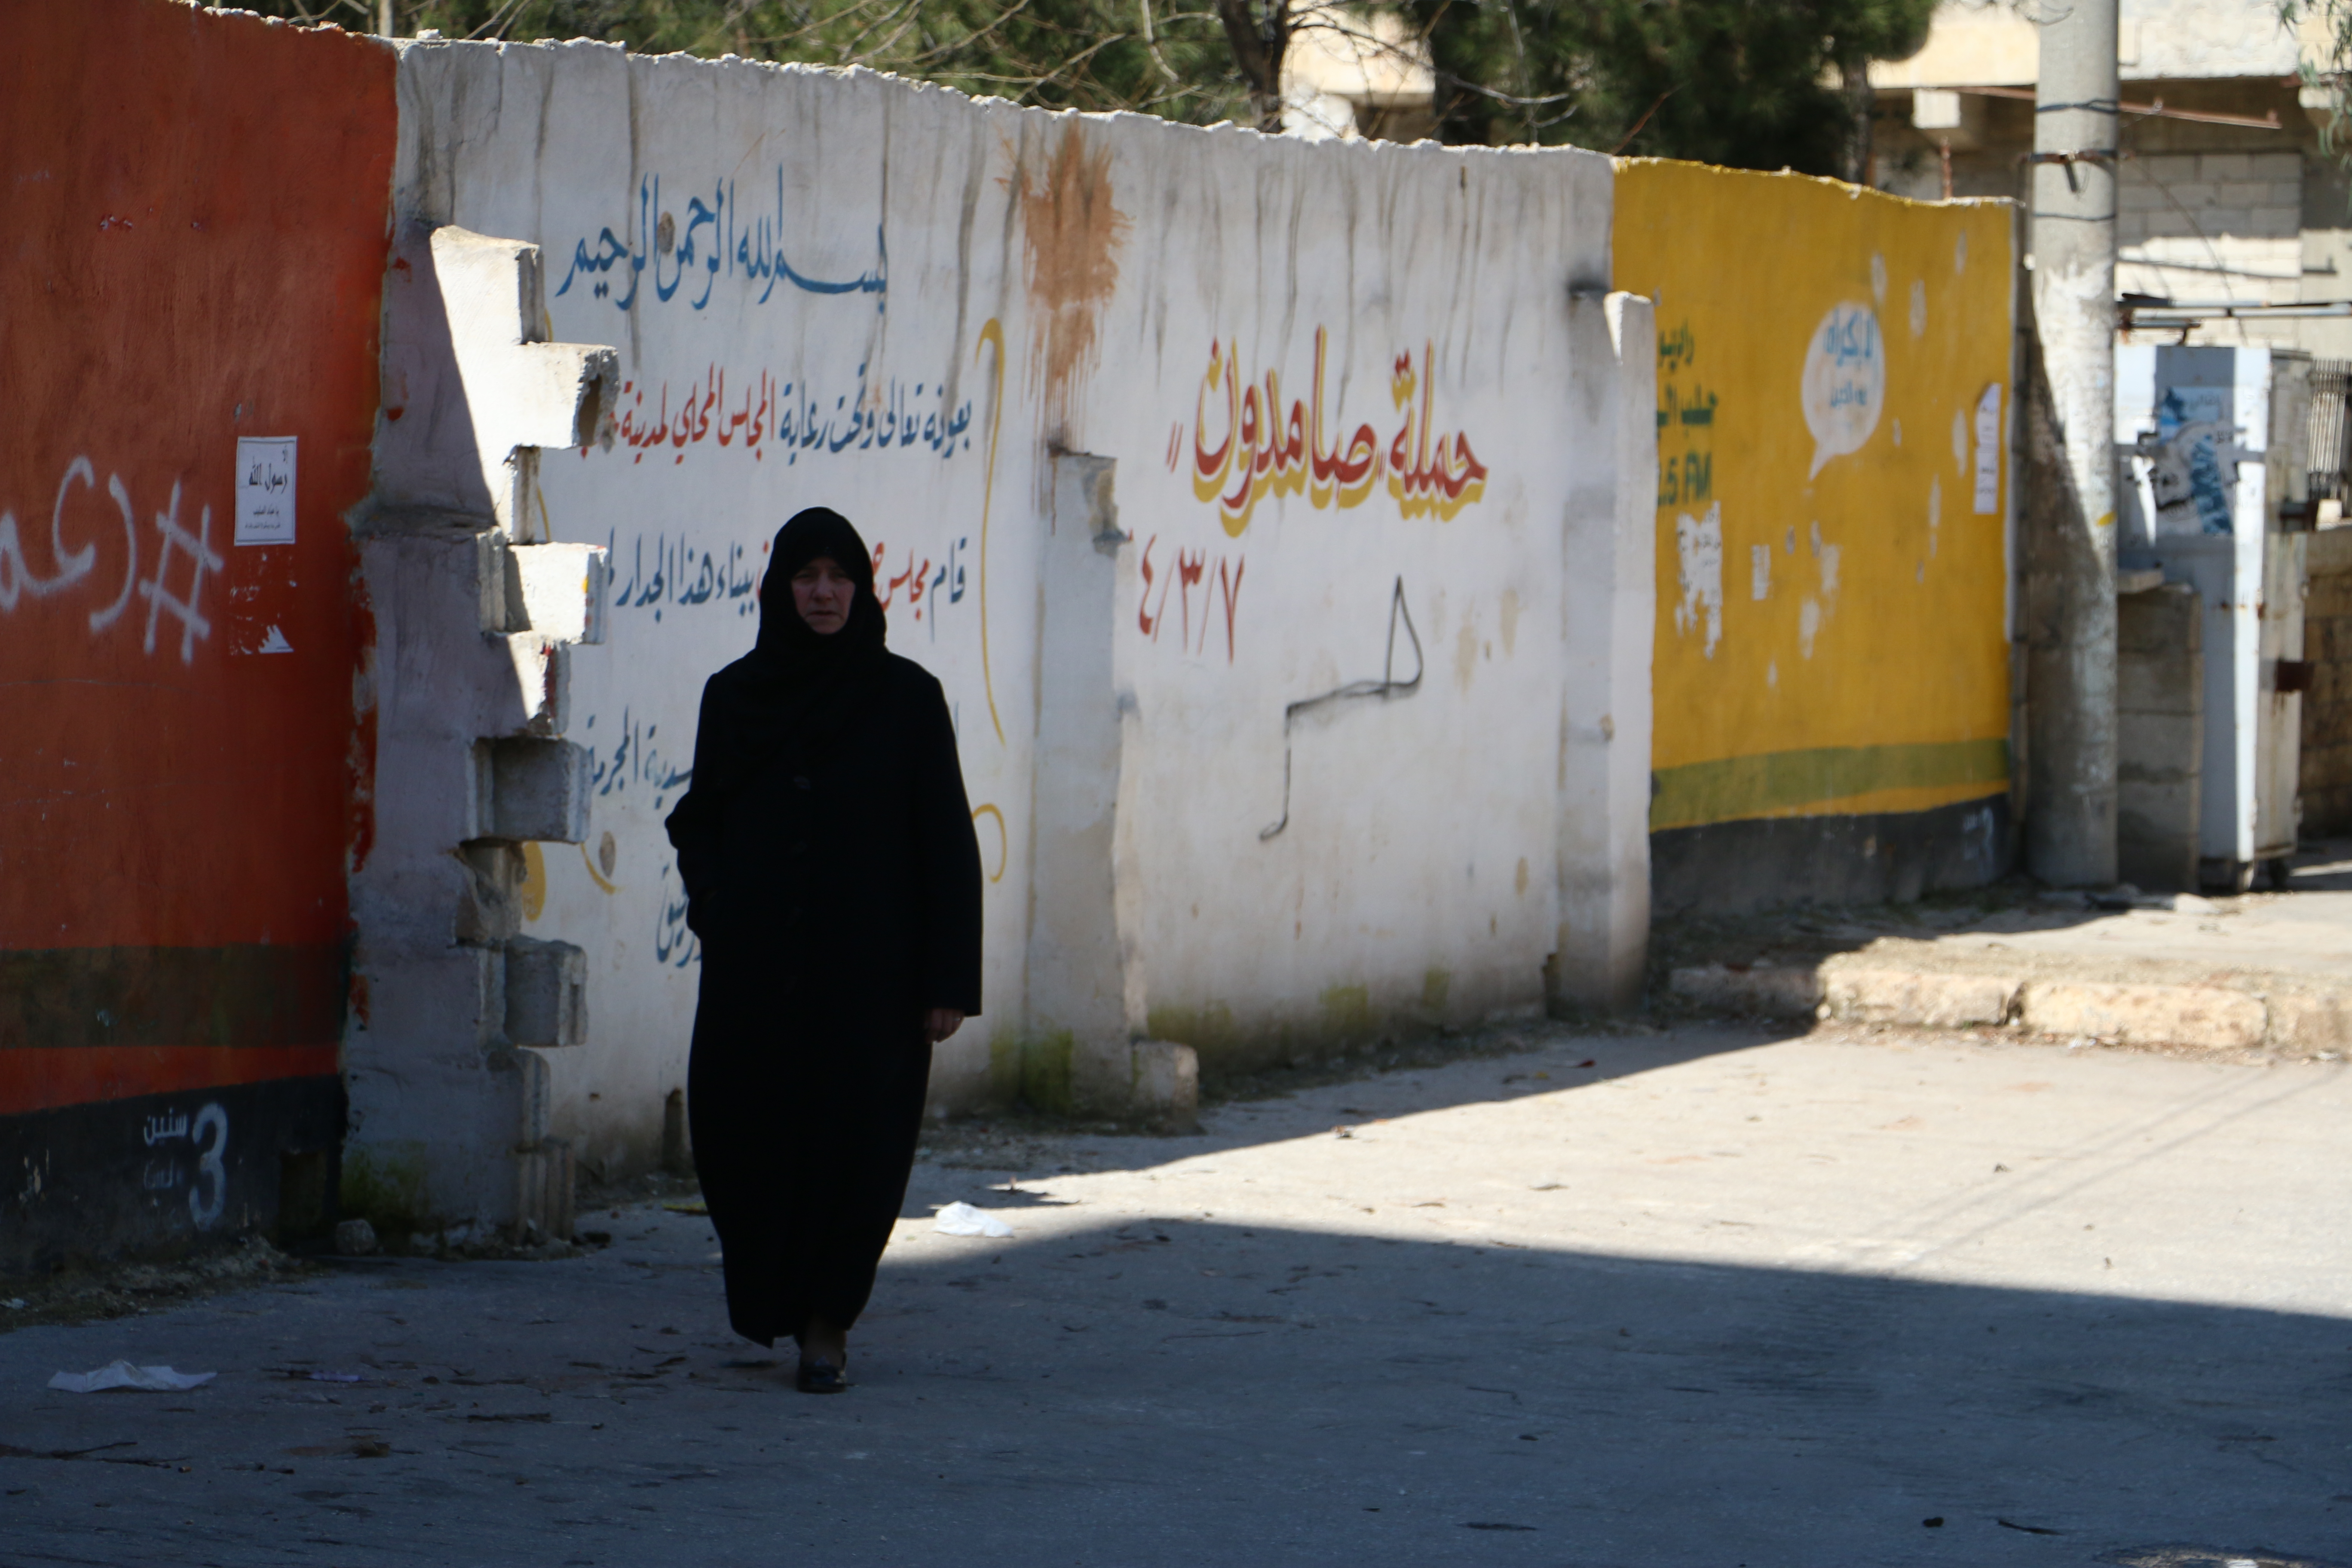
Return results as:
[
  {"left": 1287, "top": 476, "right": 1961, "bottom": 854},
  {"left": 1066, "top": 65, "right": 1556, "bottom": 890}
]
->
[{"left": 665, "top": 507, "right": 982, "bottom": 1394}]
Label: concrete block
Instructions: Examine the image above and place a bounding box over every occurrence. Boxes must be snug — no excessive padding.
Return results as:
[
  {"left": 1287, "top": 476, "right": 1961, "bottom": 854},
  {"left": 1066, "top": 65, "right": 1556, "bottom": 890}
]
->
[
  {"left": 501, "top": 542, "right": 609, "bottom": 645},
  {"left": 1551, "top": 291, "right": 1657, "bottom": 1014},
  {"left": 2305, "top": 529, "right": 2352, "bottom": 571},
  {"left": 2198, "top": 152, "right": 2255, "bottom": 182},
  {"left": 454, "top": 841, "right": 526, "bottom": 945},
  {"left": 500, "top": 634, "right": 571, "bottom": 738},
  {"left": 429, "top": 227, "right": 620, "bottom": 536},
  {"left": 375, "top": 226, "right": 618, "bottom": 537},
  {"left": 2118, "top": 709, "right": 2202, "bottom": 767},
  {"left": 490, "top": 1044, "right": 554, "bottom": 1144},
  {"left": 2116, "top": 585, "right": 2202, "bottom": 894},
  {"left": 2267, "top": 991, "right": 2352, "bottom": 1054},
  {"left": 2306, "top": 698, "right": 2352, "bottom": 746},
  {"left": 479, "top": 738, "right": 589, "bottom": 843},
  {"left": 513, "top": 1137, "right": 575, "bottom": 1243},
  {"left": 2018, "top": 981, "right": 2267, "bottom": 1049},
  {"left": 2304, "top": 577, "right": 2352, "bottom": 618},
  {"left": 1669, "top": 964, "right": 1821, "bottom": 1019},
  {"left": 2116, "top": 582, "right": 2201, "bottom": 655},
  {"left": 2119, "top": 803, "right": 2200, "bottom": 894},
  {"left": 504, "top": 937, "right": 586, "bottom": 1047},
  {"left": 2212, "top": 179, "right": 2279, "bottom": 209},
  {"left": 1820, "top": 965, "right": 2018, "bottom": 1027},
  {"left": 1130, "top": 1041, "right": 1200, "bottom": 1132},
  {"left": 2117, "top": 657, "right": 2203, "bottom": 716}
]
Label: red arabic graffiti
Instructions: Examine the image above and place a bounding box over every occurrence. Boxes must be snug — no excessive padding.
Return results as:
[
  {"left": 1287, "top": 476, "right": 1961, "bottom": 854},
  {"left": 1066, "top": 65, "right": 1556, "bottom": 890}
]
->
[
  {"left": 864, "top": 536, "right": 970, "bottom": 626},
  {"left": 1136, "top": 535, "right": 1245, "bottom": 662},
  {"left": 1188, "top": 328, "right": 1488, "bottom": 535}
]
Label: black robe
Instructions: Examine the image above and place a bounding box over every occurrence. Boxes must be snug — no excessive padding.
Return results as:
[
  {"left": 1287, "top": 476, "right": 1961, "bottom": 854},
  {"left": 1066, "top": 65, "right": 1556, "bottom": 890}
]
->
[{"left": 665, "top": 509, "right": 982, "bottom": 1348}]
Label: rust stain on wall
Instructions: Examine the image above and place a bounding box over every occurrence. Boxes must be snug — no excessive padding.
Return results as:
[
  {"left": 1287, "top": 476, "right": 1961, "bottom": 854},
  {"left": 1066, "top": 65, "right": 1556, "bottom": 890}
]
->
[{"left": 1020, "top": 126, "right": 1129, "bottom": 441}]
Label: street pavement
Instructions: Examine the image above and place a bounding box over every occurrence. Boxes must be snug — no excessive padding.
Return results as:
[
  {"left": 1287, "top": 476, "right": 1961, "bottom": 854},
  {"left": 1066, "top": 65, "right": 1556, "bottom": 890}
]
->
[{"left": 4, "top": 1021, "right": 2348, "bottom": 1567}]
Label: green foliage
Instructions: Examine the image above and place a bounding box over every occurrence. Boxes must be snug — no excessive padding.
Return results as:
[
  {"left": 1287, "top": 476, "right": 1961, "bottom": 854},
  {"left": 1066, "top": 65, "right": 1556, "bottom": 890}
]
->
[
  {"left": 2285, "top": 2, "right": 2352, "bottom": 165},
  {"left": 1399, "top": 0, "right": 1935, "bottom": 171},
  {"left": 252, "top": 0, "right": 1257, "bottom": 122},
  {"left": 248, "top": 0, "right": 1934, "bottom": 168}
]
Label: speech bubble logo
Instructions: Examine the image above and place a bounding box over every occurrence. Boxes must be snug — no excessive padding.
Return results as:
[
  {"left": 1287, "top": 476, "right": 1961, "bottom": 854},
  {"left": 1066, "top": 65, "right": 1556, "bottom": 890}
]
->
[{"left": 1802, "top": 302, "right": 1884, "bottom": 478}]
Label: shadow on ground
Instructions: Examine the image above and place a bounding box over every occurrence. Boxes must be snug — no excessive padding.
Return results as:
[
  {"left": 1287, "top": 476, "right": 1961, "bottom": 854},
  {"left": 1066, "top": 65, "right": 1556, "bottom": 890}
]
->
[{"left": 0, "top": 1202, "right": 2343, "bottom": 1567}]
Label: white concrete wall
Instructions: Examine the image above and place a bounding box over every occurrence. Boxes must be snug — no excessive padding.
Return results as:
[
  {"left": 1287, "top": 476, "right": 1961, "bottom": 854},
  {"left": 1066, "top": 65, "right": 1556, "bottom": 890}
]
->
[{"left": 376, "top": 40, "right": 1637, "bottom": 1187}]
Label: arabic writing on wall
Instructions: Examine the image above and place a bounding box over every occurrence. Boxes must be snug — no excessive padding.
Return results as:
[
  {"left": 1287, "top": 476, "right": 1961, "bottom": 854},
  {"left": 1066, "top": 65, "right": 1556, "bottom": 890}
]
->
[
  {"left": 1, "top": 457, "right": 226, "bottom": 664},
  {"left": 1655, "top": 320, "right": 1717, "bottom": 510},
  {"left": 606, "top": 364, "right": 975, "bottom": 467},
  {"left": 1184, "top": 328, "right": 1490, "bottom": 536},
  {"left": 606, "top": 530, "right": 763, "bottom": 622},
  {"left": 554, "top": 172, "right": 888, "bottom": 314},
  {"left": 870, "top": 535, "right": 971, "bottom": 636},
  {"left": 1800, "top": 302, "right": 1883, "bottom": 479},
  {"left": 137, "top": 1101, "right": 229, "bottom": 1227},
  {"left": 582, "top": 706, "right": 692, "bottom": 812},
  {"left": 604, "top": 527, "right": 972, "bottom": 636},
  {"left": 1136, "top": 535, "right": 1245, "bottom": 663},
  {"left": 655, "top": 859, "right": 698, "bottom": 968}
]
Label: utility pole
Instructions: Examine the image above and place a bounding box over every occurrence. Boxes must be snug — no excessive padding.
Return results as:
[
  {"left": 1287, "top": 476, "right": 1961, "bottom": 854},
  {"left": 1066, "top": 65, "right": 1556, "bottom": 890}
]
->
[{"left": 2023, "top": 0, "right": 2120, "bottom": 887}]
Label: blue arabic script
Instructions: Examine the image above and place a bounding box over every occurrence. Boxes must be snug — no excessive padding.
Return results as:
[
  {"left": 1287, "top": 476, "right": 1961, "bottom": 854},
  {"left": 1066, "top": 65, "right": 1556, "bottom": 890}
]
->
[{"left": 553, "top": 170, "right": 888, "bottom": 314}]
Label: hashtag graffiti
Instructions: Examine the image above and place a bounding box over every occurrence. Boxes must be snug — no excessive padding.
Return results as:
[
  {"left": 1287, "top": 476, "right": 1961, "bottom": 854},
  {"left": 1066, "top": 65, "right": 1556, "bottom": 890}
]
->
[{"left": 136, "top": 481, "right": 226, "bottom": 665}]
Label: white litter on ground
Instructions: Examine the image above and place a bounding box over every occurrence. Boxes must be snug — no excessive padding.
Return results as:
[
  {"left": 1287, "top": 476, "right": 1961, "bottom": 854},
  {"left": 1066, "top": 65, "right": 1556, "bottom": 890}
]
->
[
  {"left": 932, "top": 1201, "right": 1015, "bottom": 1239},
  {"left": 47, "top": 1361, "right": 216, "bottom": 1393}
]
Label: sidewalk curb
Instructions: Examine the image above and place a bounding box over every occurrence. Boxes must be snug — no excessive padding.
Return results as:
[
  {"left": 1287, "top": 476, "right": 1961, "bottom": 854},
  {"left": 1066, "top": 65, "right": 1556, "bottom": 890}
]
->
[{"left": 1667, "top": 960, "right": 2352, "bottom": 1054}]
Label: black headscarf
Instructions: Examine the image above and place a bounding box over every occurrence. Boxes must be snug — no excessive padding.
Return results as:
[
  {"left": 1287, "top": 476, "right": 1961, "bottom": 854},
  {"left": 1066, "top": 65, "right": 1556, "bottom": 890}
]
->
[
  {"left": 749, "top": 506, "right": 887, "bottom": 686},
  {"left": 680, "top": 508, "right": 888, "bottom": 810}
]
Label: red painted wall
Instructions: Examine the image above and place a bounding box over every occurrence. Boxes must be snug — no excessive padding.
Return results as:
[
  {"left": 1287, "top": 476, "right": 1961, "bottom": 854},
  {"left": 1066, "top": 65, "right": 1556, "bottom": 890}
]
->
[{"left": 0, "top": 1, "right": 395, "bottom": 1115}]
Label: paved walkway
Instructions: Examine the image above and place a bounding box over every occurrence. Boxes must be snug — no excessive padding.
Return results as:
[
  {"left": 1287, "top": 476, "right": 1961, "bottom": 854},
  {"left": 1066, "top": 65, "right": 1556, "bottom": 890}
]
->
[
  {"left": 5, "top": 1023, "right": 2347, "bottom": 1567},
  {"left": 1668, "top": 839, "right": 2352, "bottom": 1053}
]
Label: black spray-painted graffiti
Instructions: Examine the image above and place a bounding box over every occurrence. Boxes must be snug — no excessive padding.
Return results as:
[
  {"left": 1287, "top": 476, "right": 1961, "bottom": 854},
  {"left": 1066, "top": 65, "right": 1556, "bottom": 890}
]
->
[{"left": 1259, "top": 576, "right": 1423, "bottom": 841}]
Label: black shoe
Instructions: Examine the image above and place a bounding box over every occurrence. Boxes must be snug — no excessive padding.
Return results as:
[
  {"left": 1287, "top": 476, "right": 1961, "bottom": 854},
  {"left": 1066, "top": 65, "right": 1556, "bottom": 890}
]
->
[{"left": 796, "top": 1357, "right": 847, "bottom": 1394}]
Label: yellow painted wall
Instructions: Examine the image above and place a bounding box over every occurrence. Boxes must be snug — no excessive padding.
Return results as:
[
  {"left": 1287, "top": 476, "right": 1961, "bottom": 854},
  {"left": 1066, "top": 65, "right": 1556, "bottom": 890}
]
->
[{"left": 1613, "top": 162, "right": 2015, "bottom": 833}]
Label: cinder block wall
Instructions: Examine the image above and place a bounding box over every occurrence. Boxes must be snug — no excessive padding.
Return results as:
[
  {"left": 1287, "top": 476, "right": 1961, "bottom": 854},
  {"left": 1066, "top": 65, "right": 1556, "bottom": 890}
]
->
[
  {"left": 2118, "top": 583, "right": 2204, "bottom": 891},
  {"left": 2302, "top": 529, "right": 2352, "bottom": 835}
]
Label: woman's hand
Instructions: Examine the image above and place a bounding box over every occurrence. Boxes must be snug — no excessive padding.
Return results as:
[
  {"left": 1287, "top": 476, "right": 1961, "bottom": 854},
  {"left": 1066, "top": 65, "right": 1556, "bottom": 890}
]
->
[{"left": 923, "top": 1008, "right": 965, "bottom": 1044}]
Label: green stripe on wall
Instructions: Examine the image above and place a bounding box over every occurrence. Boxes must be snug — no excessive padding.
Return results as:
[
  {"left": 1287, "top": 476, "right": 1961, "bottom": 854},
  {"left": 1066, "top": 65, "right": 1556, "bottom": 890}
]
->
[
  {"left": 1652, "top": 739, "right": 2011, "bottom": 831},
  {"left": 0, "top": 945, "right": 346, "bottom": 1051}
]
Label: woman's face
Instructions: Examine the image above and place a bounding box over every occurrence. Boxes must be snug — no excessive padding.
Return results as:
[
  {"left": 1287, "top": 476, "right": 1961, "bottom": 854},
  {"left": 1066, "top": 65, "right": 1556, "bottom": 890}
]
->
[{"left": 790, "top": 555, "right": 857, "bottom": 635}]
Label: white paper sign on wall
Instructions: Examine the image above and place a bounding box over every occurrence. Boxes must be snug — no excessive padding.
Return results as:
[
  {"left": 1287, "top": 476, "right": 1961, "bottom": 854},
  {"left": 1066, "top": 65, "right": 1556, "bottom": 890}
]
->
[
  {"left": 1801, "top": 303, "right": 1883, "bottom": 479},
  {"left": 234, "top": 436, "right": 297, "bottom": 546},
  {"left": 1972, "top": 384, "right": 2002, "bottom": 514}
]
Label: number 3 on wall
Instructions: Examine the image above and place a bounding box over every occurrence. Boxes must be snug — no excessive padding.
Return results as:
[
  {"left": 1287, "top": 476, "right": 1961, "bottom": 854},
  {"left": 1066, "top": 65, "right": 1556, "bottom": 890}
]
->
[{"left": 189, "top": 1103, "right": 228, "bottom": 1229}]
